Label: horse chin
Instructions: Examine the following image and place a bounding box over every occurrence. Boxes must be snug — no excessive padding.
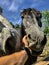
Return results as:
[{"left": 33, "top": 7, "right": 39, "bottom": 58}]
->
[
  {"left": 30, "top": 43, "right": 43, "bottom": 52},
  {"left": 29, "top": 42, "right": 35, "bottom": 47}
]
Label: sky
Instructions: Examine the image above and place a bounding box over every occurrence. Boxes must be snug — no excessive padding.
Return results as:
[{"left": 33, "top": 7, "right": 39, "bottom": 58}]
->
[{"left": 0, "top": 0, "right": 49, "bottom": 25}]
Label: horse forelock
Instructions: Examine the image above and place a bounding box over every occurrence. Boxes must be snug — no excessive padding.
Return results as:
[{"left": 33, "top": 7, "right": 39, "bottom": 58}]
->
[{"left": 20, "top": 8, "right": 42, "bottom": 19}]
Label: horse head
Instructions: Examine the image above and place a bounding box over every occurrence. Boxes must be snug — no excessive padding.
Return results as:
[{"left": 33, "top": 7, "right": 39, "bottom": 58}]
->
[{"left": 20, "top": 8, "right": 47, "bottom": 53}]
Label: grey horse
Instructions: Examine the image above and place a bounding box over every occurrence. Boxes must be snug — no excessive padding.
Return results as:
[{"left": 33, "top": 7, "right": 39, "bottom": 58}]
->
[{"left": 20, "top": 8, "right": 47, "bottom": 65}]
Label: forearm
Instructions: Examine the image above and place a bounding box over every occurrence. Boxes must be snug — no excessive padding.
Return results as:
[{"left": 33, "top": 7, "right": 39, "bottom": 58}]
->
[{"left": 0, "top": 50, "right": 28, "bottom": 65}]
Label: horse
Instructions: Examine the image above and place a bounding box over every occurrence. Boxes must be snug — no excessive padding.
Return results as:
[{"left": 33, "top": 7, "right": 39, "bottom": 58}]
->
[{"left": 20, "top": 8, "right": 47, "bottom": 65}]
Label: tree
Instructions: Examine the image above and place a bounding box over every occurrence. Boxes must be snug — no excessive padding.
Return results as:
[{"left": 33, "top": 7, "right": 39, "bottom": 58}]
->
[
  {"left": 15, "top": 24, "right": 20, "bottom": 29},
  {"left": 0, "top": 7, "right": 2, "bottom": 15},
  {"left": 10, "top": 22, "right": 20, "bottom": 29},
  {"left": 41, "top": 10, "right": 49, "bottom": 34}
]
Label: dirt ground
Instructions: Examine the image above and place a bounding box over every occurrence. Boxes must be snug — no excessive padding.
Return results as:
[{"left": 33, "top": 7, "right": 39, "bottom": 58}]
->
[{"left": 34, "top": 56, "right": 49, "bottom": 65}]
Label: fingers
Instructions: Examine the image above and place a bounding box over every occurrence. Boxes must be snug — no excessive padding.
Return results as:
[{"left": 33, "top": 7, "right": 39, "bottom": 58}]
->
[
  {"left": 22, "top": 35, "right": 32, "bottom": 54},
  {"left": 22, "top": 35, "right": 29, "bottom": 47}
]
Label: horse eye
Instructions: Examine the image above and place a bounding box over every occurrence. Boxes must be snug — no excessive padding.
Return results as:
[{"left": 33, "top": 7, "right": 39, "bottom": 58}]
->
[
  {"left": 28, "top": 34, "right": 31, "bottom": 39},
  {"left": 36, "top": 17, "right": 39, "bottom": 21}
]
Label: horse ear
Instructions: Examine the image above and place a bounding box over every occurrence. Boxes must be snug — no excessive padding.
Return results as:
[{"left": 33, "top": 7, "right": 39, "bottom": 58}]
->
[
  {"left": 20, "top": 10, "right": 24, "bottom": 17},
  {"left": 31, "top": 8, "right": 42, "bottom": 18},
  {"left": 20, "top": 9, "right": 26, "bottom": 19}
]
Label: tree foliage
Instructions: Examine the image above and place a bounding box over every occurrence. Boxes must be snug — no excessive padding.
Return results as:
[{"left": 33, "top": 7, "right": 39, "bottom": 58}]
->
[
  {"left": 0, "top": 7, "right": 2, "bottom": 14},
  {"left": 10, "top": 22, "right": 20, "bottom": 29},
  {"left": 41, "top": 10, "right": 49, "bottom": 34},
  {"left": 15, "top": 24, "right": 20, "bottom": 29}
]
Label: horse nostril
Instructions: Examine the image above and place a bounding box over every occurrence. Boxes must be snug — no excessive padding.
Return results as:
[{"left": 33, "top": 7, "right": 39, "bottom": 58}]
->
[
  {"left": 33, "top": 39, "right": 35, "bottom": 41},
  {"left": 21, "top": 16, "right": 24, "bottom": 19},
  {"left": 28, "top": 34, "right": 31, "bottom": 39}
]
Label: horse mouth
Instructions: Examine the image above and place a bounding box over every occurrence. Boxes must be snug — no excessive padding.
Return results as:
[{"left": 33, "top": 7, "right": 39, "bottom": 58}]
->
[
  {"left": 29, "top": 42, "right": 43, "bottom": 52},
  {"left": 27, "top": 38, "right": 42, "bottom": 52},
  {"left": 5, "top": 37, "right": 16, "bottom": 54}
]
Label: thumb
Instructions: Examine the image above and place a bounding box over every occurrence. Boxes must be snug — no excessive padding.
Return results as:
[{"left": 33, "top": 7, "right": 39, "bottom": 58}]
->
[{"left": 22, "top": 35, "right": 29, "bottom": 47}]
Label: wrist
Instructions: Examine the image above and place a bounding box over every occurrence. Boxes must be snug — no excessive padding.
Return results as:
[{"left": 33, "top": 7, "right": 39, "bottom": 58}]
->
[{"left": 22, "top": 47, "right": 32, "bottom": 57}]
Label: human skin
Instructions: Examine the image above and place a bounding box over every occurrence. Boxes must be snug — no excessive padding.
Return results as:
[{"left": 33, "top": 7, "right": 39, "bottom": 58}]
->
[
  {"left": 22, "top": 35, "right": 28, "bottom": 47},
  {"left": 0, "top": 50, "right": 28, "bottom": 65}
]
